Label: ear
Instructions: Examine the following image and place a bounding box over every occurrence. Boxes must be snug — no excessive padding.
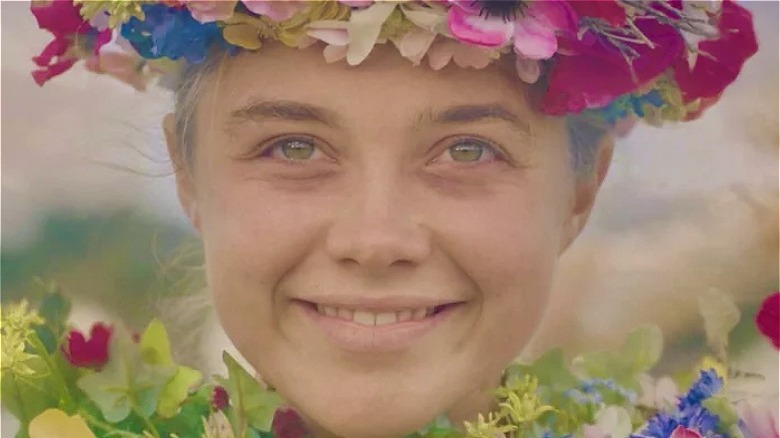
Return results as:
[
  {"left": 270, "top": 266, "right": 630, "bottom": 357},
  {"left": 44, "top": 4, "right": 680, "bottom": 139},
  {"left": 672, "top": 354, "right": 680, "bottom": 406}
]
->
[
  {"left": 559, "top": 134, "right": 614, "bottom": 253},
  {"left": 163, "top": 113, "right": 202, "bottom": 233}
]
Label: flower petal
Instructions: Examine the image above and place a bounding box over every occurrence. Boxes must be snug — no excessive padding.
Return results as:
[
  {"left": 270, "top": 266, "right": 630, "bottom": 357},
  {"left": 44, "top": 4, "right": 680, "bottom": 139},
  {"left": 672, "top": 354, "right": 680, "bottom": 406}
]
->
[
  {"left": 513, "top": 18, "right": 558, "bottom": 60},
  {"left": 447, "top": 4, "right": 512, "bottom": 48}
]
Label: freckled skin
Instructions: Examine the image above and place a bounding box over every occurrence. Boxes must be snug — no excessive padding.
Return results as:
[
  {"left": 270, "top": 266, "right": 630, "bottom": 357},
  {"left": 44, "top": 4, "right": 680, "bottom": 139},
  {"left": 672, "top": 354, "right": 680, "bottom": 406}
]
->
[{"left": 166, "top": 42, "right": 611, "bottom": 438}]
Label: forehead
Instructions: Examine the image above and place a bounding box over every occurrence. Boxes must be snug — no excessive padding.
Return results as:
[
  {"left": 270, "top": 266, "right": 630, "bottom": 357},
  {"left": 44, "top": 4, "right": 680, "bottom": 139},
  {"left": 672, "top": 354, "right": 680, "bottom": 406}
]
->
[{"left": 198, "top": 42, "right": 542, "bottom": 126}]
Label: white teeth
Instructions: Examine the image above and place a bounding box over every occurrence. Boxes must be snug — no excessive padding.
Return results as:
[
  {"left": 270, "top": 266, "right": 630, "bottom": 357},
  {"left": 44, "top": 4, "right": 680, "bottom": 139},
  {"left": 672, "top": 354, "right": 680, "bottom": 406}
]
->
[
  {"left": 397, "top": 310, "right": 412, "bottom": 322},
  {"left": 411, "top": 308, "right": 428, "bottom": 320},
  {"left": 374, "top": 312, "right": 397, "bottom": 326},
  {"left": 337, "top": 308, "right": 354, "bottom": 320},
  {"left": 315, "top": 305, "right": 438, "bottom": 325},
  {"left": 353, "top": 310, "right": 375, "bottom": 325}
]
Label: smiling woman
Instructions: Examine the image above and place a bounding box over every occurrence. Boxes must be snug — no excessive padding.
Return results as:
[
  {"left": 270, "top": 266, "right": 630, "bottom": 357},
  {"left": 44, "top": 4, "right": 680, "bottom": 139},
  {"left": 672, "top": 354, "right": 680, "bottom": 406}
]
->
[
  {"left": 163, "top": 42, "right": 603, "bottom": 436},
  {"left": 11, "top": 1, "right": 773, "bottom": 438}
]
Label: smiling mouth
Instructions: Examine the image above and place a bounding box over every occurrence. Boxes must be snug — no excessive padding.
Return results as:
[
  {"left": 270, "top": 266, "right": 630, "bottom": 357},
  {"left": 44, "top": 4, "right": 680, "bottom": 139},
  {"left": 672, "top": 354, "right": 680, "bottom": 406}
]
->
[{"left": 296, "top": 301, "right": 457, "bottom": 326}]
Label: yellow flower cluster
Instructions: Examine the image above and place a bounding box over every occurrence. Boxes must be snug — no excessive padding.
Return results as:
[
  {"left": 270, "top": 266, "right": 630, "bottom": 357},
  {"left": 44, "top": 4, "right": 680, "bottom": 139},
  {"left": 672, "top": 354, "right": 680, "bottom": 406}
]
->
[
  {"left": 463, "top": 374, "right": 556, "bottom": 438},
  {"left": 75, "top": 0, "right": 149, "bottom": 27},
  {"left": 0, "top": 301, "right": 44, "bottom": 377}
]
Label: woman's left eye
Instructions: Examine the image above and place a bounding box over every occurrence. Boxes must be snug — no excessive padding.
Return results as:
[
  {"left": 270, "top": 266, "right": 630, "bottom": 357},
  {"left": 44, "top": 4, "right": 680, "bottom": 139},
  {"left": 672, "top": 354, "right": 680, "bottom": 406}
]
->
[{"left": 434, "top": 138, "right": 504, "bottom": 164}]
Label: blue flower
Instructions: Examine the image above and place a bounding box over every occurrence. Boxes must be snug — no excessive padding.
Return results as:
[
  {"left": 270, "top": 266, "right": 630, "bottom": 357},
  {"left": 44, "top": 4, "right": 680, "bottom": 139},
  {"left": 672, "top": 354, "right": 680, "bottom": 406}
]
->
[
  {"left": 121, "top": 4, "right": 235, "bottom": 64},
  {"left": 633, "top": 370, "right": 726, "bottom": 438},
  {"left": 596, "top": 89, "right": 667, "bottom": 125},
  {"left": 680, "top": 369, "right": 723, "bottom": 410}
]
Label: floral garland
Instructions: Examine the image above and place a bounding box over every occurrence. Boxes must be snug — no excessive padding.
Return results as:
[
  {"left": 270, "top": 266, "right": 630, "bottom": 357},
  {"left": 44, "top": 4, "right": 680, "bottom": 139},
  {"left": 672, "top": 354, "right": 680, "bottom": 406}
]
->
[
  {"left": 31, "top": 0, "right": 758, "bottom": 126},
  {"left": 1, "top": 288, "right": 777, "bottom": 438}
]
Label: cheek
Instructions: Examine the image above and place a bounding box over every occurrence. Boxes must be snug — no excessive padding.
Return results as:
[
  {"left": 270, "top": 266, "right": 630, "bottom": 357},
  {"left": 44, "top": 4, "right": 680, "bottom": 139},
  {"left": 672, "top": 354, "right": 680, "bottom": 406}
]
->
[
  {"left": 194, "top": 173, "right": 332, "bottom": 351},
  {"left": 428, "top": 173, "right": 566, "bottom": 343}
]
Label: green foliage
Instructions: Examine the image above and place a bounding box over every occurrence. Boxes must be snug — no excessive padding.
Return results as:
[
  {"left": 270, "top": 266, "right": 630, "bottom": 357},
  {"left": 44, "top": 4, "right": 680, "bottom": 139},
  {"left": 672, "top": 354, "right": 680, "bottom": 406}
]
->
[
  {"left": 572, "top": 325, "right": 663, "bottom": 390},
  {"left": 215, "top": 352, "right": 284, "bottom": 436},
  {"left": 77, "top": 332, "right": 177, "bottom": 422}
]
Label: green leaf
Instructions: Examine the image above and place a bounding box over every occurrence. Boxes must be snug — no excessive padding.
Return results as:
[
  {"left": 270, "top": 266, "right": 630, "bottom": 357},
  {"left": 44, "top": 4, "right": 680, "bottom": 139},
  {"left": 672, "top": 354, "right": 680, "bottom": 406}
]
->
[
  {"left": 1, "top": 360, "right": 60, "bottom": 433},
  {"left": 703, "top": 395, "right": 741, "bottom": 434},
  {"left": 77, "top": 331, "right": 176, "bottom": 423},
  {"left": 214, "top": 352, "right": 283, "bottom": 434},
  {"left": 698, "top": 288, "right": 740, "bottom": 360},
  {"left": 623, "top": 325, "right": 663, "bottom": 372},
  {"left": 139, "top": 319, "right": 173, "bottom": 366},
  {"left": 25, "top": 287, "right": 70, "bottom": 355},
  {"left": 572, "top": 325, "right": 662, "bottom": 389},
  {"left": 508, "top": 349, "right": 577, "bottom": 389},
  {"left": 156, "top": 365, "right": 203, "bottom": 418}
]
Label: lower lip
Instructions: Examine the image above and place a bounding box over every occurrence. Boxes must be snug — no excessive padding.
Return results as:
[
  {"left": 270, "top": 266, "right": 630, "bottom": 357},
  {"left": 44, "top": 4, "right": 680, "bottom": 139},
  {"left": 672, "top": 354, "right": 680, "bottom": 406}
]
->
[{"left": 295, "top": 301, "right": 462, "bottom": 353}]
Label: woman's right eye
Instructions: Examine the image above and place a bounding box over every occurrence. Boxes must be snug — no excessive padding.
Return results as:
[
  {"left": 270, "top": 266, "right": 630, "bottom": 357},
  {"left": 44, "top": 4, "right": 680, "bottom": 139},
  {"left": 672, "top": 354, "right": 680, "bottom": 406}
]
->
[{"left": 258, "top": 137, "right": 326, "bottom": 162}]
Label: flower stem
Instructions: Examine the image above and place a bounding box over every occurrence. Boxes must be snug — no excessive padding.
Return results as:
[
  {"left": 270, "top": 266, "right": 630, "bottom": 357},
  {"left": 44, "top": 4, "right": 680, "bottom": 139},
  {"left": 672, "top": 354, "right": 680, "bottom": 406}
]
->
[
  {"left": 133, "top": 407, "right": 161, "bottom": 438},
  {"left": 28, "top": 335, "right": 75, "bottom": 410}
]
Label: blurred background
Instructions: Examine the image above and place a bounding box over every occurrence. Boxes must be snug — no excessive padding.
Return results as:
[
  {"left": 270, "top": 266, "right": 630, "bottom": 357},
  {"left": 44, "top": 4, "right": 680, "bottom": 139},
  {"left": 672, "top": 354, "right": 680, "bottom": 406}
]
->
[{"left": 1, "top": 1, "right": 778, "bottom": 434}]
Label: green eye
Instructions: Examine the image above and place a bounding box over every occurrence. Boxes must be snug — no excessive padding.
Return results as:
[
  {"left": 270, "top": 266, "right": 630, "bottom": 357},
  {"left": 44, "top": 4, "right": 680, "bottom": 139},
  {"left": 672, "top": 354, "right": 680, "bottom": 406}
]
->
[
  {"left": 279, "top": 139, "right": 316, "bottom": 160},
  {"left": 449, "top": 142, "right": 485, "bottom": 162}
]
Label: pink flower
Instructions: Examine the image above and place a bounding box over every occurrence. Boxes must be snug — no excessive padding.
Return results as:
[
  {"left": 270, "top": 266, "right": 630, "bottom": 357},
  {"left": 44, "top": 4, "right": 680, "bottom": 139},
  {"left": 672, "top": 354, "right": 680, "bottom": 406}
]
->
[
  {"left": 211, "top": 386, "right": 230, "bottom": 411},
  {"left": 672, "top": 0, "right": 758, "bottom": 104},
  {"left": 541, "top": 19, "right": 685, "bottom": 115},
  {"left": 30, "top": 0, "right": 111, "bottom": 86},
  {"left": 61, "top": 323, "right": 113, "bottom": 369},
  {"left": 241, "top": 0, "right": 308, "bottom": 21},
  {"left": 568, "top": 0, "right": 627, "bottom": 27},
  {"left": 338, "top": 0, "right": 374, "bottom": 7},
  {"left": 670, "top": 426, "right": 704, "bottom": 438},
  {"left": 756, "top": 292, "right": 779, "bottom": 349},
  {"left": 183, "top": 0, "right": 239, "bottom": 23},
  {"left": 271, "top": 407, "right": 308, "bottom": 438},
  {"left": 738, "top": 400, "right": 780, "bottom": 438},
  {"left": 446, "top": 0, "right": 577, "bottom": 60}
]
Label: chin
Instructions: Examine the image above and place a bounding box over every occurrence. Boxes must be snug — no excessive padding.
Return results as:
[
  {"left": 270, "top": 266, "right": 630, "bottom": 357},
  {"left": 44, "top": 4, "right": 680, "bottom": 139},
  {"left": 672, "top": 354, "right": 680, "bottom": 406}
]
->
[
  {"left": 293, "top": 386, "right": 449, "bottom": 438},
  {"left": 309, "top": 408, "right": 436, "bottom": 438}
]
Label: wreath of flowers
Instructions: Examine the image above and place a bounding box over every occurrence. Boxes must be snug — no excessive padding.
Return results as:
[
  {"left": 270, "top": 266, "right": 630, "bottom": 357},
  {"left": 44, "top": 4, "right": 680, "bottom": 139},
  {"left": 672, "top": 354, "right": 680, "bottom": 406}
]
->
[
  {"left": 1, "top": 287, "right": 777, "bottom": 438},
  {"left": 31, "top": 0, "right": 758, "bottom": 127}
]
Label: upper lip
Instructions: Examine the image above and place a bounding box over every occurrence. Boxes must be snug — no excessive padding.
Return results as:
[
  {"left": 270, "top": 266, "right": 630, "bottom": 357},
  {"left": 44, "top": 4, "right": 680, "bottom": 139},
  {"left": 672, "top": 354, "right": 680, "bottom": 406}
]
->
[{"left": 293, "top": 295, "right": 465, "bottom": 311}]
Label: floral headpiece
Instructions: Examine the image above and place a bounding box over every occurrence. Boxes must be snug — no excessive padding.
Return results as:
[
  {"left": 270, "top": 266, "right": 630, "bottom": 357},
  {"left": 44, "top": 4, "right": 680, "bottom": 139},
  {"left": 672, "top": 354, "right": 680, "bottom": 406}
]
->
[{"left": 32, "top": 0, "right": 758, "bottom": 126}]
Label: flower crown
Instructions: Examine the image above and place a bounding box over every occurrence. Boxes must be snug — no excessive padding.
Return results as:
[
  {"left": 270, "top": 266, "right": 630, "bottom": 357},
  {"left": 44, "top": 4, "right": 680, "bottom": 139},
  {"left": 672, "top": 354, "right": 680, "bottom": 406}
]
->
[{"left": 32, "top": 0, "right": 758, "bottom": 126}]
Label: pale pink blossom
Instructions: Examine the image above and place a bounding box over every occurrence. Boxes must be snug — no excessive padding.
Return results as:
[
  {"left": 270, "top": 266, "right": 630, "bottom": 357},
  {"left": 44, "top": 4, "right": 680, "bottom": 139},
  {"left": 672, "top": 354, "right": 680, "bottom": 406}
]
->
[
  {"left": 184, "top": 0, "right": 238, "bottom": 23},
  {"left": 241, "top": 0, "right": 308, "bottom": 21},
  {"left": 738, "top": 400, "right": 780, "bottom": 438}
]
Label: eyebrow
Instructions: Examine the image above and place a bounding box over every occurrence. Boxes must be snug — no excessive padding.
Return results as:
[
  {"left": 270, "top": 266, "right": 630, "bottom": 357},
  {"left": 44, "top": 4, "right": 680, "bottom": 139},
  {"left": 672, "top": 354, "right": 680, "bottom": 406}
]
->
[
  {"left": 226, "top": 100, "right": 532, "bottom": 137},
  {"left": 420, "top": 104, "right": 533, "bottom": 137},
  {"left": 226, "top": 99, "right": 342, "bottom": 132}
]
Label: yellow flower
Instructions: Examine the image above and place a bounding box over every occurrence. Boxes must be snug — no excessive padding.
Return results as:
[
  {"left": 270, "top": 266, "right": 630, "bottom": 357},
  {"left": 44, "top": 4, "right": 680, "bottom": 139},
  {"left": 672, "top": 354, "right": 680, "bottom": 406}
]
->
[
  {"left": 465, "top": 412, "right": 517, "bottom": 438},
  {"left": 496, "top": 375, "right": 556, "bottom": 425},
  {"left": 222, "top": 1, "right": 350, "bottom": 50},
  {"left": 0, "top": 301, "right": 44, "bottom": 376},
  {"left": 29, "top": 409, "right": 97, "bottom": 438},
  {"left": 75, "top": 0, "right": 148, "bottom": 27}
]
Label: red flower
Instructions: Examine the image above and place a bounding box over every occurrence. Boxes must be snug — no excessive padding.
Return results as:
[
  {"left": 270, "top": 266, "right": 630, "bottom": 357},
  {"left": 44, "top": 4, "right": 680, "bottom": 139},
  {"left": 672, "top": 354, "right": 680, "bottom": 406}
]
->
[
  {"left": 211, "top": 386, "right": 230, "bottom": 411},
  {"left": 756, "top": 292, "right": 779, "bottom": 349},
  {"left": 271, "top": 407, "right": 308, "bottom": 438},
  {"left": 673, "top": 0, "right": 758, "bottom": 104},
  {"left": 567, "top": 0, "right": 627, "bottom": 26},
  {"left": 30, "top": 0, "right": 111, "bottom": 85},
  {"left": 61, "top": 322, "right": 113, "bottom": 368},
  {"left": 670, "top": 426, "right": 704, "bottom": 438},
  {"left": 541, "top": 19, "right": 685, "bottom": 115}
]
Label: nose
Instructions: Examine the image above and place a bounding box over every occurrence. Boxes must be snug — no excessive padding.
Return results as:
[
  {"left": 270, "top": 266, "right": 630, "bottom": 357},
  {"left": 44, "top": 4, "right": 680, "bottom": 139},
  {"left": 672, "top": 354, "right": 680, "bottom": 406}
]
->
[{"left": 325, "top": 172, "right": 431, "bottom": 275}]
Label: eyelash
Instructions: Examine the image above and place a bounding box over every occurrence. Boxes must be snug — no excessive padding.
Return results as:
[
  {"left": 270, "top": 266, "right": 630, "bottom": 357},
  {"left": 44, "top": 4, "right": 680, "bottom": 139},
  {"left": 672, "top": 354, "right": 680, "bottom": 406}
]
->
[{"left": 251, "top": 135, "right": 508, "bottom": 165}]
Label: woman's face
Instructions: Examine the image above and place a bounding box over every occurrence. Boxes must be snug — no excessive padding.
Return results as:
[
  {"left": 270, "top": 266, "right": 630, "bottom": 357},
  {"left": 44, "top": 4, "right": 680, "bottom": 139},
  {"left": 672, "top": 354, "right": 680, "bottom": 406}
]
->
[{"left": 169, "top": 42, "right": 603, "bottom": 437}]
